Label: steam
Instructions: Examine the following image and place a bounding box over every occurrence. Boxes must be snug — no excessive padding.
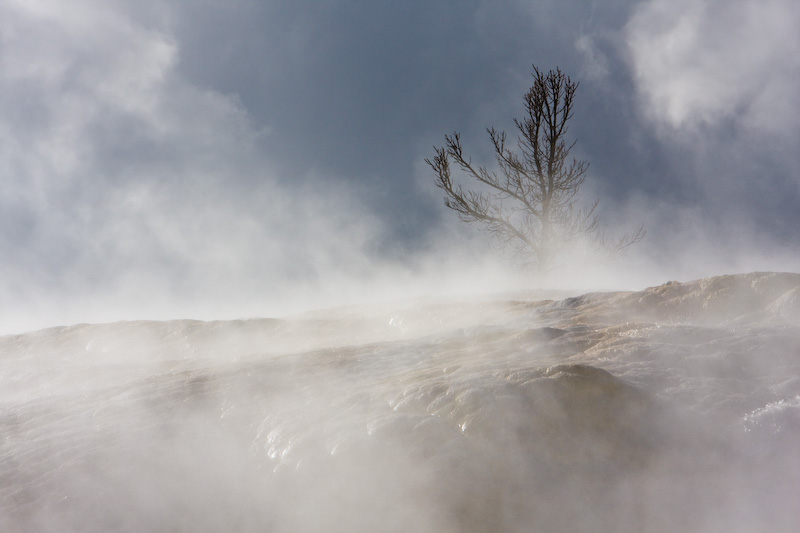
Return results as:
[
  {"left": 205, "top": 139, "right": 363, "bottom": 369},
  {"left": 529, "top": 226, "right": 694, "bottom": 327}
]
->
[
  {"left": 625, "top": 0, "right": 800, "bottom": 134},
  {"left": 2, "top": 2, "right": 800, "bottom": 531},
  {"left": 3, "top": 274, "right": 800, "bottom": 531},
  {"left": 623, "top": 0, "right": 800, "bottom": 244}
]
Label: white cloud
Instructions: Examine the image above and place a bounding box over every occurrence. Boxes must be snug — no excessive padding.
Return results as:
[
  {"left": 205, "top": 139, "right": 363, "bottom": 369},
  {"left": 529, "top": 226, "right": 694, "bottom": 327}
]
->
[
  {"left": 575, "top": 34, "right": 611, "bottom": 81},
  {"left": 625, "top": 0, "right": 800, "bottom": 134}
]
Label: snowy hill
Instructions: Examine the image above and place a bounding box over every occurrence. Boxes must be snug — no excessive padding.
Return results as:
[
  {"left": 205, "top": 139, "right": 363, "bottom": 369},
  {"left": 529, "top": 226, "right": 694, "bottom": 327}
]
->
[{"left": 2, "top": 272, "right": 799, "bottom": 532}]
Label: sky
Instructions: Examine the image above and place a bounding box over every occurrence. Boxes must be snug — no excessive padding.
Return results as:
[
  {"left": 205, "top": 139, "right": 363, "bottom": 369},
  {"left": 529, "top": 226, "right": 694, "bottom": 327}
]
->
[{"left": 1, "top": 0, "right": 799, "bottom": 332}]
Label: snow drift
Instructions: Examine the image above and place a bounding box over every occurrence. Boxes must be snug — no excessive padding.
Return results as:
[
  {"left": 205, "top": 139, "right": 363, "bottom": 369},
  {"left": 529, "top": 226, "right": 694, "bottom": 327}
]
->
[{"left": 2, "top": 272, "right": 799, "bottom": 532}]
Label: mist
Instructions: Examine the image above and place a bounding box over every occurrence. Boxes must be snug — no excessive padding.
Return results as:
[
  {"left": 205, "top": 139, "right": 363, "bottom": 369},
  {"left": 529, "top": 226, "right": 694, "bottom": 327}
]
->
[
  {"left": 2, "top": 1, "right": 800, "bottom": 531},
  {"left": 4, "top": 273, "right": 800, "bottom": 531}
]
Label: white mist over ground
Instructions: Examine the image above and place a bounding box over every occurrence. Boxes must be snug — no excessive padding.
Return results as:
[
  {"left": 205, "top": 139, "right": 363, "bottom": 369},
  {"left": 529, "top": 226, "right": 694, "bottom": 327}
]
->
[{"left": 2, "top": 271, "right": 800, "bottom": 532}]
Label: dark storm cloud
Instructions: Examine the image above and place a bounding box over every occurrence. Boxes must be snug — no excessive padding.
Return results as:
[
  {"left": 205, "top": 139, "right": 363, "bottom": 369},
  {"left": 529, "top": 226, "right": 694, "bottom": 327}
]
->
[
  {"left": 0, "top": 0, "right": 798, "bottom": 331},
  {"left": 170, "top": 0, "right": 644, "bottom": 240},
  {"left": 173, "top": 0, "right": 519, "bottom": 240}
]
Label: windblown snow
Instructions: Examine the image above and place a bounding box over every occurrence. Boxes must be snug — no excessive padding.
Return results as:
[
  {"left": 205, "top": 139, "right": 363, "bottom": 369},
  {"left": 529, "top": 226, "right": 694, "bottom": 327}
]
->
[{"left": 2, "top": 272, "right": 800, "bottom": 532}]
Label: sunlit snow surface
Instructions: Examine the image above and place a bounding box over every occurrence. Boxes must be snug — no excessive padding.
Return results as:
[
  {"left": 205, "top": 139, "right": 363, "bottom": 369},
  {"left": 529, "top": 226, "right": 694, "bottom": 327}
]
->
[{"left": 2, "top": 272, "right": 800, "bottom": 532}]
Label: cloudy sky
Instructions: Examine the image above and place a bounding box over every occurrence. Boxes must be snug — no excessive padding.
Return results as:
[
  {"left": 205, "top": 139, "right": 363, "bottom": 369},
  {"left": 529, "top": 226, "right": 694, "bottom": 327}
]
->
[{"left": 1, "top": 0, "right": 799, "bottom": 332}]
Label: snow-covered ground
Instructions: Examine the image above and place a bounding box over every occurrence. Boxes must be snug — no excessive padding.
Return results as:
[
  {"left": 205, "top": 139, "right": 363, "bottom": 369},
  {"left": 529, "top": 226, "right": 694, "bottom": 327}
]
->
[{"left": 2, "top": 272, "right": 799, "bottom": 532}]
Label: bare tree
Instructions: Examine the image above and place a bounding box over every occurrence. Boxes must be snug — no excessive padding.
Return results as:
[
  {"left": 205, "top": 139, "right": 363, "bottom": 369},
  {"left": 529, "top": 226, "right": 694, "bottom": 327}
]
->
[{"left": 426, "top": 66, "right": 644, "bottom": 273}]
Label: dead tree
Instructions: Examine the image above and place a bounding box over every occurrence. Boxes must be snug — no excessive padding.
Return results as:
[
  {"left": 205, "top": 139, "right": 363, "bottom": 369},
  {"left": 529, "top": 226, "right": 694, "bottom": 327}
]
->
[{"left": 426, "top": 65, "right": 644, "bottom": 273}]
